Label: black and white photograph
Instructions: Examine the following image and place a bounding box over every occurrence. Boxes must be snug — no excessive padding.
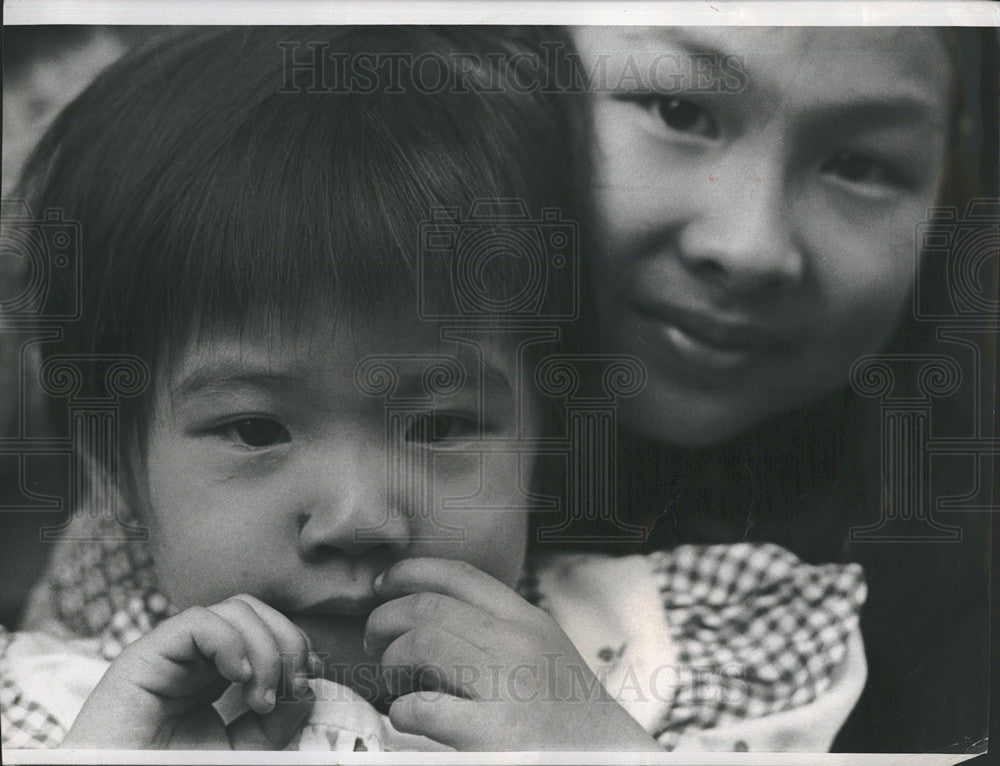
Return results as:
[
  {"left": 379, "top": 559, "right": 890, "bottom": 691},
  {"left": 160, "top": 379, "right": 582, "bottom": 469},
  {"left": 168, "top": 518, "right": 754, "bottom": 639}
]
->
[{"left": 1, "top": 2, "right": 997, "bottom": 763}]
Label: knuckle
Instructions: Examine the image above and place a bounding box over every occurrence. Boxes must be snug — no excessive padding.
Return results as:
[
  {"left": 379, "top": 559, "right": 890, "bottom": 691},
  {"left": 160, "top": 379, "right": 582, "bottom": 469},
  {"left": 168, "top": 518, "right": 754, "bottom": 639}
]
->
[
  {"left": 223, "top": 594, "right": 259, "bottom": 615},
  {"left": 185, "top": 605, "right": 222, "bottom": 629},
  {"left": 412, "top": 593, "right": 444, "bottom": 623},
  {"left": 478, "top": 612, "right": 499, "bottom": 634},
  {"left": 409, "top": 628, "right": 438, "bottom": 659},
  {"left": 451, "top": 559, "right": 478, "bottom": 579},
  {"left": 394, "top": 694, "right": 430, "bottom": 729},
  {"left": 185, "top": 605, "right": 212, "bottom": 620}
]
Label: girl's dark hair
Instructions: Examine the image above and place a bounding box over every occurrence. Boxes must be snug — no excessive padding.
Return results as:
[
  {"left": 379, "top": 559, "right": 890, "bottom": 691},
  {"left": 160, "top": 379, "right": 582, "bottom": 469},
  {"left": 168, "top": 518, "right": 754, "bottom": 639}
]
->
[{"left": 16, "top": 26, "right": 586, "bottom": 472}]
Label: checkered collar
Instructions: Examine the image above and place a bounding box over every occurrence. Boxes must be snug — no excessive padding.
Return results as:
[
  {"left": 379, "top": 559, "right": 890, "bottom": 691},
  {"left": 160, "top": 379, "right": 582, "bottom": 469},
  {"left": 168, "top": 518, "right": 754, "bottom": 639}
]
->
[{"left": 34, "top": 509, "right": 175, "bottom": 661}]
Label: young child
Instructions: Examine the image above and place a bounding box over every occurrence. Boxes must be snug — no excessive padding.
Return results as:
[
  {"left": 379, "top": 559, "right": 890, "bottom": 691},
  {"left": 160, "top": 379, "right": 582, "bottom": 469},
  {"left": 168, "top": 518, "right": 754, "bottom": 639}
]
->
[{"left": 2, "top": 26, "right": 866, "bottom": 752}]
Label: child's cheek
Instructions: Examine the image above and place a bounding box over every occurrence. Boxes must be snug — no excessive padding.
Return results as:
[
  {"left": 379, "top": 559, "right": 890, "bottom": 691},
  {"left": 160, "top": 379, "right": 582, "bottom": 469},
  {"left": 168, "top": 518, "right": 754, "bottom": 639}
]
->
[
  {"left": 202, "top": 448, "right": 288, "bottom": 482},
  {"left": 141, "top": 489, "right": 266, "bottom": 610},
  {"left": 422, "top": 451, "right": 529, "bottom": 587}
]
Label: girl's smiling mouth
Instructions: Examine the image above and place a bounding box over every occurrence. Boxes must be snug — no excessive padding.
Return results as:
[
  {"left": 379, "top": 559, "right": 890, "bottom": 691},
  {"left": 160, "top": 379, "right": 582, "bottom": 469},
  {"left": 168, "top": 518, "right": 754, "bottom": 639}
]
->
[{"left": 628, "top": 299, "right": 792, "bottom": 380}]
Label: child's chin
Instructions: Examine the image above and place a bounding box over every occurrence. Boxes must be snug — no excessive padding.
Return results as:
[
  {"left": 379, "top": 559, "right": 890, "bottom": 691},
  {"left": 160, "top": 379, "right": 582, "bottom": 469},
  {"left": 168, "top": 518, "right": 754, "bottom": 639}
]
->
[
  {"left": 294, "top": 613, "right": 393, "bottom": 706},
  {"left": 294, "top": 612, "right": 368, "bottom": 659}
]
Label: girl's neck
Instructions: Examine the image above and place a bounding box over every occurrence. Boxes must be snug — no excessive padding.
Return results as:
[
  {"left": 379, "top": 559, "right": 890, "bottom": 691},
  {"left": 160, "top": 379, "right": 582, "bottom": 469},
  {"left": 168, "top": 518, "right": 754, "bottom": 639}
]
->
[{"left": 614, "top": 387, "right": 867, "bottom": 558}]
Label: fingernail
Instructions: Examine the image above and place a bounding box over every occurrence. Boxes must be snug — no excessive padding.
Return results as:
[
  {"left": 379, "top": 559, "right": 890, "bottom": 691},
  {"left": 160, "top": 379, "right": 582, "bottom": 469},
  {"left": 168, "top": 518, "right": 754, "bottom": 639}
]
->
[
  {"left": 239, "top": 658, "right": 253, "bottom": 681},
  {"left": 260, "top": 687, "right": 276, "bottom": 711},
  {"left": 308, "top": 651, "right": 323, "bottom": 676},
  {"left": 373, "top": 572, "right": 385, "bottom": 589},
  {"left": 292, "top": 672, "right": 310, "bottom": 697}
]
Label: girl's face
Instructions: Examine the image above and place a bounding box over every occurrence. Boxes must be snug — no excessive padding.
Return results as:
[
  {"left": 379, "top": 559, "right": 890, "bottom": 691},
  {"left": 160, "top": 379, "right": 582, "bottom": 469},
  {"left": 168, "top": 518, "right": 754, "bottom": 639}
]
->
[
  {"left": 139, "top": 316, "right": 535, "bottom": 695},
  {"left": 574, "top": 27, "right": 953, "bottom": 446}
]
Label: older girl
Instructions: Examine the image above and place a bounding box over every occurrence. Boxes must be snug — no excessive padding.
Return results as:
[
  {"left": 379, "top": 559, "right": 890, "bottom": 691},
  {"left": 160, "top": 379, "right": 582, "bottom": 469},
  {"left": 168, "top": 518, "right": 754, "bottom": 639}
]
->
[{"left": 568, "top": 26, "right": 994, "bottom": 753}]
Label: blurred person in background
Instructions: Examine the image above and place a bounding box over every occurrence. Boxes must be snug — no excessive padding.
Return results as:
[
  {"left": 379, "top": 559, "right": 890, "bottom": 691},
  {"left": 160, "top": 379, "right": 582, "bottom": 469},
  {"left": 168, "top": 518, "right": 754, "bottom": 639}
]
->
[{"left": 2, "top": 26, "right": 137, "bottom": 626}]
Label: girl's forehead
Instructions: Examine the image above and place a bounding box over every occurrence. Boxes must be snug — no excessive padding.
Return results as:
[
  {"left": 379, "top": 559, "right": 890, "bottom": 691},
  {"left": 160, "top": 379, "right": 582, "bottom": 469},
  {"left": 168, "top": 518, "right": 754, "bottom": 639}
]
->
[
  {"left": 576, "top": 26, "right": 952, "bottom": 116},
  {"left": 585, "top": 25, "right": 948, "bottom": 58}
]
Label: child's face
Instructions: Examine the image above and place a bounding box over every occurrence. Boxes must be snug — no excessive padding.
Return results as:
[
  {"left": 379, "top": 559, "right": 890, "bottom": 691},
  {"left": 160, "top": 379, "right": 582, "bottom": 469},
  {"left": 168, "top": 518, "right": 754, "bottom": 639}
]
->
[
  {"left": 140, "top": 315, "right": 535, "bottom": 667},
  {"left": 574, "top": 27, "right": 952, "bottom": 446}
]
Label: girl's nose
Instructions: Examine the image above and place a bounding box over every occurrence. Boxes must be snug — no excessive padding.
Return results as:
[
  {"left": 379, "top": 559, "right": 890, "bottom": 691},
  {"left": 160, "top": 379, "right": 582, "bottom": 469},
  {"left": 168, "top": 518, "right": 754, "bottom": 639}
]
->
[
  {"left": 677, "top": 158, "right": 804, "bottom": 295},
  {"left": 297, "top": 450, "right": 411, "bottom": 562}
]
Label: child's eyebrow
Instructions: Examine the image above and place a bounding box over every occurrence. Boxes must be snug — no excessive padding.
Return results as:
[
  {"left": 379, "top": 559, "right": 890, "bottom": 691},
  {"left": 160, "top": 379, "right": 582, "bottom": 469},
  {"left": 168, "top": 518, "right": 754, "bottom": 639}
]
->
[
  {"left": 171, "top": 356, "right": 516, "bottom": 401},
  {"left": 171, "top": 360, "right": 311, "bottom": 400},
  {"left": 388, "top": 359, "right": 515, "bottom": 400}
]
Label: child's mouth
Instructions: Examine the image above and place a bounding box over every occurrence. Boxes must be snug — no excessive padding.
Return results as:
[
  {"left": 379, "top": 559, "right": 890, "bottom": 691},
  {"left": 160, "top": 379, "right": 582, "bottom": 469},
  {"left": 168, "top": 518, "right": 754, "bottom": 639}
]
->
[{"left": 295, "top": 593, "right": 382, "bottom": 618}]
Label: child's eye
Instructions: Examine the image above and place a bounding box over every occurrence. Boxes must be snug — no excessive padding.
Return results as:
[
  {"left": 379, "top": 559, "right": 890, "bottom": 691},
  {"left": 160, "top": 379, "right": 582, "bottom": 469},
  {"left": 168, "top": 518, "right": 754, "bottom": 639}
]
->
[
  {"left": 623, "top": 95, "right": 720, "bottom": 140},
  {"left": 218, "top": 417, "right": 291, "bottom": 449},
  {"left": 405, "top": 413, "right": 479, "bottom": 446},
  {"left": 821, "top": 150, "right": 901, "bottom": 189}
]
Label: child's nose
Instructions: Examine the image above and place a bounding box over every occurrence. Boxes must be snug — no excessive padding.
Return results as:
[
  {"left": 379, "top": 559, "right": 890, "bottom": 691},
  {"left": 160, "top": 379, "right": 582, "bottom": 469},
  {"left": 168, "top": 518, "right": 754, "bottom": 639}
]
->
[
  {"left": 678, "top": 152, "right": 804, "bottom": 294},
  {"left": 296, "top": 452, "right": 411, "bottom": 561}
]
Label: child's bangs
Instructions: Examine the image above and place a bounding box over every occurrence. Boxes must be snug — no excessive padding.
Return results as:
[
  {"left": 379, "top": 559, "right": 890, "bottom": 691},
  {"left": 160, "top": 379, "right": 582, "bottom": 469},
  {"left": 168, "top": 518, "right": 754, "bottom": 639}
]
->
[
  {"left": 150, "top": 84, "right": 563, "bottom": 368},
  {"left": 152, "top": 94, "right": 427, "bottom": 365},
  {"left": 19, "top": 25, "right": 578, "bottom": 416}
]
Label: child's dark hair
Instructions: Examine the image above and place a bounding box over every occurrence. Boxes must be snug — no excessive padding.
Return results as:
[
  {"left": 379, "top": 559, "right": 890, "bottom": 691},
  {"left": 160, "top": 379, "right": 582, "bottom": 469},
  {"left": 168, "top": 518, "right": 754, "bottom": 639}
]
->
[{"left": 16, "top": 26, "right": 586, "bottom": 476}]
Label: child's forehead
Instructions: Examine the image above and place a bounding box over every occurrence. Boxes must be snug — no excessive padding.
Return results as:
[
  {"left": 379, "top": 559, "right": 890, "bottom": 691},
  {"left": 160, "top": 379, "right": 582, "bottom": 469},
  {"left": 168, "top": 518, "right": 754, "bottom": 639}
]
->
[{"left": 164, "top": 320, "right": 519, "bottom": 399}]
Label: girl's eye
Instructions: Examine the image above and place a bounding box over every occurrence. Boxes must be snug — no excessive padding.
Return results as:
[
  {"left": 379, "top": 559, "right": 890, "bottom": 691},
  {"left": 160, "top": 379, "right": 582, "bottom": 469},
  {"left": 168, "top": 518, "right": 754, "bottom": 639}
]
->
[
  {"left": 821, "top": 150, "right": 896, "bottom": 187},
  {"left": 405, "top": 413, "right": 479, "bottom": 446},
  {"left": 632, "top": 96, "right": 719, "bottom": 140},
  {"left": 220, "top": 418, "right": 290, "bottom": 449}
]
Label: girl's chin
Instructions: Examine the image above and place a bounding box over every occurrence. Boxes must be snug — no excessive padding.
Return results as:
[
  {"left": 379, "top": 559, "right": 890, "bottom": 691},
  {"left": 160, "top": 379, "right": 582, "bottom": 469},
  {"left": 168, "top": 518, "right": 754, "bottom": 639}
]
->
[{"left": 619, "top": 383, "right": 771, "bottom": 448}]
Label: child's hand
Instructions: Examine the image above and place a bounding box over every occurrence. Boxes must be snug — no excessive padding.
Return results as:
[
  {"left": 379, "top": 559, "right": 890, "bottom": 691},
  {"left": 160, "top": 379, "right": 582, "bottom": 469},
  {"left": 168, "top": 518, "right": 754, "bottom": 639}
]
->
[
  {"left": 364, "top": 558, "right": 658, "bottom": 751},
  {"left": 61, "top": 594, "right": 315, "bottom": 750}
]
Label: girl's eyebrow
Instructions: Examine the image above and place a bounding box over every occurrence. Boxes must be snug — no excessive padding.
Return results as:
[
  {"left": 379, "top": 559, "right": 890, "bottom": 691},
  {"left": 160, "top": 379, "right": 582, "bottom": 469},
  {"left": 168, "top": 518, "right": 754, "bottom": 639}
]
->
[
  {"left": 627, "top": 28, "right": 947, "bottom": 124},
  {"left": 797, "top": 94, "right": 948, "bottom": 129},
  {"left": 639, "top": 27, "right": 728, "bottom": 60}
]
